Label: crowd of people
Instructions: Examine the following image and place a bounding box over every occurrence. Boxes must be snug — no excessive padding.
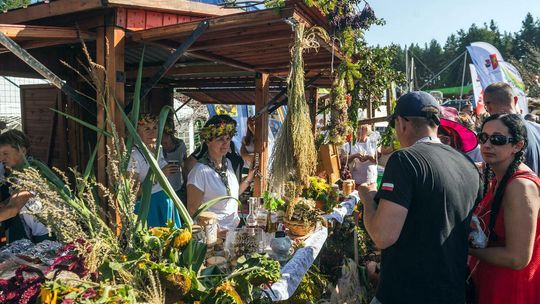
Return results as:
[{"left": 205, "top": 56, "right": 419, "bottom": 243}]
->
[
  {"left": 0, "top": 112, "right": 260, "bottom": 244},
  {"left": 356, "top": 83, "right": 539, "bottom": 304},
  {"left": 0, "top": 81, "right": 538, "bottom": 303}
]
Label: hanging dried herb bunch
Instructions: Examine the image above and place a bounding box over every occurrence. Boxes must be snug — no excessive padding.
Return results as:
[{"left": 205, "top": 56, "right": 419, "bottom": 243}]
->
[{"left": 270, "top": 23, "right": 330, "bottom": 191}]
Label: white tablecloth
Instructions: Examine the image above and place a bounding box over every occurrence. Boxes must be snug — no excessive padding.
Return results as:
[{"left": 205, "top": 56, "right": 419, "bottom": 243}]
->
[
  {"left": 265, "top": 226, "right": 328, "bottom": 301},
  {"left": 322, "top": 190, "right": 359, "bottom": 224},
  {"left": 265, "top": 191, "right": 358, "bottom": 301}
]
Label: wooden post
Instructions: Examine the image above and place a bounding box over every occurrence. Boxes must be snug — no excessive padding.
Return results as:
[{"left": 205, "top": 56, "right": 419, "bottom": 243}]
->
[
  {"left": 254, "top": 72, "right": 269, "bottom": 196},
  {"left": 95, "top": 26, "right": 107, "bottom": 187},
  {"left": 367, "top": 94, "right": 373, "bottom": 119},
  {"left": 105, "top": 24, "right": 126, "bottom": 139},
  {"left": 307, "top": 87, "right": 318, "bottom": 135},
  {"left": 386, "top": 87, "right": 392, "bottom": 115}
]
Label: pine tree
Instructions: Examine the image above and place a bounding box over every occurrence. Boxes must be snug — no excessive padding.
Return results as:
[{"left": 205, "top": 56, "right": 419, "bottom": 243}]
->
[{"left": 1, "top": 0, "right": 31, "bottom": 11}]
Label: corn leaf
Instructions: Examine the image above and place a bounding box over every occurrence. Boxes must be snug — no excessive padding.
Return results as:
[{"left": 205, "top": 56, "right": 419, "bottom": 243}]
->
[
  {"left": 125, "top": 45, "right": 145, "bottom": 165},
  {"left": 50, "top": 108, "right": 112, "bottom": 137},
  {"left": 192, "top": 196, "right": 238, "bottom": 221}
]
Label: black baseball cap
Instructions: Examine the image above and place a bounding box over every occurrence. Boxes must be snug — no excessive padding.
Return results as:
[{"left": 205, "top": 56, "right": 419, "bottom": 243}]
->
[{"left": 389, "top": 91, "right": 441, "bottom": 128}]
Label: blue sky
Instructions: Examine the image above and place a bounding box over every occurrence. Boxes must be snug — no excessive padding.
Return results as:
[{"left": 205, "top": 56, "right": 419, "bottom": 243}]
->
[{"left": 364, "top": 0, "right": 538, "bottom": 47}]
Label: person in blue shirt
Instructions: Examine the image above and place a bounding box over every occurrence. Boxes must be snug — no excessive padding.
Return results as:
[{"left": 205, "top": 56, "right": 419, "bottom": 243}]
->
[{"left": 484, "top": 82, "right": 540, "bottom": 175}]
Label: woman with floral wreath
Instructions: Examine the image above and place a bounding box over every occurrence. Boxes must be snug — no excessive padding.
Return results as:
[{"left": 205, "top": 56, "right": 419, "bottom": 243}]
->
[
  {"left": 186, "top": 115, "right": 257, "bottom": 232},
  {"left": 129, "top": 114, "right": 182, "bottom": 228}
]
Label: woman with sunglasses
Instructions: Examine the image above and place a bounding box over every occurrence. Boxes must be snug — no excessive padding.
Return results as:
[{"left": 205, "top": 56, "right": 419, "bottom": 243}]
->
[{"left": 469, "top": 113, "right": 540, "bottom": 304}]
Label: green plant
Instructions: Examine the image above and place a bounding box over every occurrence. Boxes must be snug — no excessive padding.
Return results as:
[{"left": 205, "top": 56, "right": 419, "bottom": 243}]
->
[
  {"left": 302, "top": 176, "right": 330, "bottom": 202},
  {"left": 277, "top": 264, "right": 329, "bottom": 304},
  {"left": 262, "top": 191, "right": 286, "bottom": 212},
  {"left": 286, "top": 198, "right": 319, "bottom": 224}
]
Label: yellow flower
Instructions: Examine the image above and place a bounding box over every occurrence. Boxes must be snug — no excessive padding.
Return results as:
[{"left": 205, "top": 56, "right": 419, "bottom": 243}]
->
[
  {"left": 173, "top": 229, "right": 192, "bottom": 248},
  {"left": 149, "top": 227, "right": 170, "bottom": 238},
  {"left": 216, "top": 280, "right": 243, "bottom": 303},
  {"left": 120, "top": 255, "right": 128, "bottom": 262},
  {"left": 40, "top": 287, "right": 58, "bottom": 304},
  {"left": 165, "top": 272, "right": 192, "bottom": 295},
  {"left": 136, "top": 261, "right": 146, "bottom": 270}
]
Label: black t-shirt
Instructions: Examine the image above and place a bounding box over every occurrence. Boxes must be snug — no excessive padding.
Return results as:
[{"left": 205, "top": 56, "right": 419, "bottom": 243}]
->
[{"left": 374, "top": 142, "right": 482, "bottom": 304}]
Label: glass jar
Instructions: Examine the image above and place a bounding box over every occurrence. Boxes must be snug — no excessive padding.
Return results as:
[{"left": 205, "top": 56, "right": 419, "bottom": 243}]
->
[{"left": 246, "top": 197, "right": 258, "bottom": 228}]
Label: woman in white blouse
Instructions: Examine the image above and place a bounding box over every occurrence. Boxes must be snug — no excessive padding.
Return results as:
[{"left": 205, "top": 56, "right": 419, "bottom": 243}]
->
[
  {"left": 341, "top": 124, "right": 378, "bottom": 186},
  {"left": 129, "top": 114, "right": 181, "bottom": 228},
  {"left": 187, "top": 115, "right": 256, "bottom": 232}
]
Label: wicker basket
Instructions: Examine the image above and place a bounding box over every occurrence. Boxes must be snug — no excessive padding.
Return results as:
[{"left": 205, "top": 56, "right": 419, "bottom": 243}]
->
[{"left": 284, "top": 219, "right": 315, "bottom": 237}]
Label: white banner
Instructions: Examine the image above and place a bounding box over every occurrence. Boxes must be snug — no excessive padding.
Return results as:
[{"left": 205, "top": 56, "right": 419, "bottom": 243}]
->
[
  {"left": 466, "top": 42, "right": 528, "bottom": 114},
  {"left": 469, "top": 64, "right": 483, "bottom": 110}
]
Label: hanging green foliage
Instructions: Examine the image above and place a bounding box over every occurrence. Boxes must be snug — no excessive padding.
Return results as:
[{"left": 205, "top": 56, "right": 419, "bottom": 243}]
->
[{"left": 379, "top": 86, "right": 401, "bottom": 150}]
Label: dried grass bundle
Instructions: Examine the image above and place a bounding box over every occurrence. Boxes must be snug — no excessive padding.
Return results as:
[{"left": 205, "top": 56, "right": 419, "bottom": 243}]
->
[{"left": 270, "top": 24, "right": 329, "bottom": 192}]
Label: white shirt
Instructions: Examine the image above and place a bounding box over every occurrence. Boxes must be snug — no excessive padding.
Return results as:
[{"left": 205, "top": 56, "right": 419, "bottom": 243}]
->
[
  {"left": 129, "top": 146, "right": 168, "bottom": 194},
  {"left": 187, "top": 159, "right": 240, "bottom": 231},
  {"left": 19, "top": 195, "right": 50, "bottom": 238},
  {"left": 342, "top": 139, "right": 378, "bottom": 184}
]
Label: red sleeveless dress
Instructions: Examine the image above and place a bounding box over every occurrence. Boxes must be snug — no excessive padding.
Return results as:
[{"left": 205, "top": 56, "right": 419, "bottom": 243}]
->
[{"left": 471, "top": 170, "right": 540, "bottom": 304}]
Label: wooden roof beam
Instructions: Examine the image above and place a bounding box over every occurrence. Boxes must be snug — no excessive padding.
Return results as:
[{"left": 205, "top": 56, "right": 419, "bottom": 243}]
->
[
  {"left": 140, "top": 20, "right": 209, "bottom": 100},
  {"left": 105, "top": 0, "right": 243, "bottom": 16},
  {"left": 189, "top": 35, "right": 290, "bottom": 51},
  {"left": 0, "top": 24, "right": 95, "bottom": 40},
  {"left": 130, "top": 7, "right": 295, "bottom": 42},
  {"left": 125, "top": 64, "right": 247, "bottom": 78},
  {"left": 0, "top": 0, "right": 104, "bottom": 24},
  {"left": 0, "top": 39, "right": 80, "bottom": 54},
  {"left": 187, "top": 50, "right": 257, "bottom": 73}
]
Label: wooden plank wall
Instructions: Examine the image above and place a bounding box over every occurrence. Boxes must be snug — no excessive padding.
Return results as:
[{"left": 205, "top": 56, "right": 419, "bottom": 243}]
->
[
  {"left": 116, "top": 8, "right": 203, "bottom": 31},
  {"left": 20, "top": 84, "right": 68, "bottom": 171}
]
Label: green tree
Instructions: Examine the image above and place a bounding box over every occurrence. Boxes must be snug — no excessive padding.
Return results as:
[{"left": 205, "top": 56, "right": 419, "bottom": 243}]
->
[
  {"left": 510, "top": 44, "right": 540, "bottom": 97},
  {"left": 0, "top": 0, "right": 30, "bottom": 11},
  {"left": 513, "top": 13, "right": 540, "bottom": 59}
]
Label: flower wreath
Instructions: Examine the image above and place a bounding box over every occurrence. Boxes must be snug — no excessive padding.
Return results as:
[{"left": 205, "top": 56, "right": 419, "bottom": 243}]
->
[
  {"left": 199, "top": 122, "right": 237, "bottom": 141},
  {"left": 137, "top": 114, "right": 157, "bottom": 126}
]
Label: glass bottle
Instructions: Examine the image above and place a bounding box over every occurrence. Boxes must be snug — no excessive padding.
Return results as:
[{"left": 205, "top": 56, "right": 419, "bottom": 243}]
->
[{"left": 246, "top": 197, "right": 258, "bottom": 228}]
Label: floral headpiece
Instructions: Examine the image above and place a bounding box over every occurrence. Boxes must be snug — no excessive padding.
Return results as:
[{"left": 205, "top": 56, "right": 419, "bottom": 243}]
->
[
  {"left": 199, "top": 122, "right": 237, "bottom": 141},
  {"left": 164, "top": 125, "right": 175, "bottom": 135},
  {"left": 137, "top": 114, "right": 157, "bottom": 127}
]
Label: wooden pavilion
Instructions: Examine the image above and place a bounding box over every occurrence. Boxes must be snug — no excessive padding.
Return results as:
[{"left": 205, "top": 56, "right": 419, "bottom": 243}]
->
[{"left": 0, "top": 0, "right": 342, "bottom": 196}]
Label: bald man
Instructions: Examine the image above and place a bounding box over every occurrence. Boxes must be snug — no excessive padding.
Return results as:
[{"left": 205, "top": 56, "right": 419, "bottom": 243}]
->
[{"left": 484, "top": 82, "right": 540, "bottom": 174}]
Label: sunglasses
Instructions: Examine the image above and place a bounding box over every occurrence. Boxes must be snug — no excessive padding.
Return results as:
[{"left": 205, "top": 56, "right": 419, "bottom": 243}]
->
[{"left": 477, "top": 132, "right": 517, "bottom": 146}]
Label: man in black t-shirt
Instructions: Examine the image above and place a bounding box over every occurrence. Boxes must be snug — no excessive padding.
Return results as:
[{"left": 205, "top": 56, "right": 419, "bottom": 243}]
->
[{"left": 358, "top": 91, "right": 482, "bottom": 304}]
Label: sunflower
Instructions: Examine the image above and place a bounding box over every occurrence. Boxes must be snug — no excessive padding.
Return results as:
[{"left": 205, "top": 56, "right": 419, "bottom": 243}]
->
[
  {"left": 148, "top": 227, "right": 170, "bottom": 238},
  {"left": 173, "top": 229, "right": 192, "bottom": 248},
  {"left": 165, "top": 272, "right": 192, "bottom": 295},
  {"left": 215, "top": 280, "right": 243, "bottom": 303},
  {"left": 39, "top": 287, "right": 58, "bottom": 304}
]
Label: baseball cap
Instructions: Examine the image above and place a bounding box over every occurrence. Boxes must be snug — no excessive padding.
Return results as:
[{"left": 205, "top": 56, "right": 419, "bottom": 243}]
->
[{"left": 389, "top": 91, "right": 441, "bottom": 128}]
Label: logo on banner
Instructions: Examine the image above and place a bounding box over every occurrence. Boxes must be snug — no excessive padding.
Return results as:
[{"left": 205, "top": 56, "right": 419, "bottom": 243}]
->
[{"left": 489, "top": 54, "right": 499, "bottom": 70}]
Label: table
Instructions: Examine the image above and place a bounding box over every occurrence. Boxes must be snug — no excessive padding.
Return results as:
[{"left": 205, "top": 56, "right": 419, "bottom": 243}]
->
[{"left": 266, "top": 191, "right": 359, "bottom": 301}]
